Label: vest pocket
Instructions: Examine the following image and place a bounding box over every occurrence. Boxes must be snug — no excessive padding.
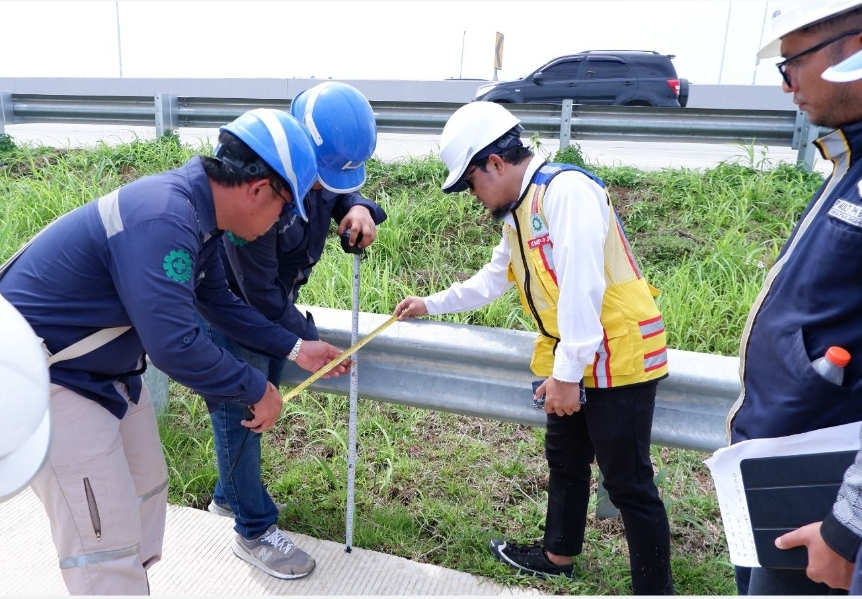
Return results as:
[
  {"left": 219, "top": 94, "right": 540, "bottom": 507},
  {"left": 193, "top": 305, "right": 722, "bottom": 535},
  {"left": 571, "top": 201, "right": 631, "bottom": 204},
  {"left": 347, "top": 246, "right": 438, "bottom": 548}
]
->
[{"left": 597, "top": 308, "right": 635, "bottom": 378}]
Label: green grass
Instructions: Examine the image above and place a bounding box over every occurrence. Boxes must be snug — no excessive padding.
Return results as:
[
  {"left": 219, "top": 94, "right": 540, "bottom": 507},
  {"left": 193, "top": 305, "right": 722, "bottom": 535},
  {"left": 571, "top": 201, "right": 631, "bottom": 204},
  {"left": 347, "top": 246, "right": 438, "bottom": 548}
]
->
[{"left": 0, "top": 133, "right": 826, "bottom": 594}]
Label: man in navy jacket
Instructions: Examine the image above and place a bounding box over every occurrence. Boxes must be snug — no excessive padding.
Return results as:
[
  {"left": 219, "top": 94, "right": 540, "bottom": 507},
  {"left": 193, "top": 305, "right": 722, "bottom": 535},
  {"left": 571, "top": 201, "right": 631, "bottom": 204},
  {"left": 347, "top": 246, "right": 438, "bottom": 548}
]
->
[
  {"left": 0, "top": 108, "right": 350, "bottom": 594},
  {"left": 727, "top": 1, "right": 862, "bottom": 594}
]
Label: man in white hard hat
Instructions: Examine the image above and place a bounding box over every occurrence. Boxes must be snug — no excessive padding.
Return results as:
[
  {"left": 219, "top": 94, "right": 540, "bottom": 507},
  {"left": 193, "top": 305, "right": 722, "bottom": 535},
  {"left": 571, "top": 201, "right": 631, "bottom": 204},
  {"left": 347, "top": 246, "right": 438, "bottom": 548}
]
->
[
  {"left": 394, "top": 101, "right": 672, "bottom": 594},
  {"left": 0, "top": 294, "right": 51, "bottom": 504},
  {"left": 726, "top": 0, "right": 862, "bottom": 594}
]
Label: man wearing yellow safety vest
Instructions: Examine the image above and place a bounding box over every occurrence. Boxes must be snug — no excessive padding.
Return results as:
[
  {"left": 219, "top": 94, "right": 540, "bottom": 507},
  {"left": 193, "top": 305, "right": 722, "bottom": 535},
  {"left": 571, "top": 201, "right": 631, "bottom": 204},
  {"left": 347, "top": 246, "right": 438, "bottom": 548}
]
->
[{"left": 394, "top": 101, "right": 672, "bottom": 594}]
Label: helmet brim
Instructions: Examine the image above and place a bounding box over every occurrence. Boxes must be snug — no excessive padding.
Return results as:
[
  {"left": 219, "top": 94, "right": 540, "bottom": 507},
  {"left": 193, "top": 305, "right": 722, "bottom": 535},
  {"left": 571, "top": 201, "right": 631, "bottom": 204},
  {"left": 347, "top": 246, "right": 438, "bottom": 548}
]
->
[
  {"left": 442, "top": 177, "right": 469, "bottom": 194},
  {"left": 318, "top": 164, "right": 366, "bottom": 194},
  {"left": 442, "top": 167, "right": 469, "bottom": 194},
  {"left": 0, "top": 406, "right": 50, "bottom": 502}
]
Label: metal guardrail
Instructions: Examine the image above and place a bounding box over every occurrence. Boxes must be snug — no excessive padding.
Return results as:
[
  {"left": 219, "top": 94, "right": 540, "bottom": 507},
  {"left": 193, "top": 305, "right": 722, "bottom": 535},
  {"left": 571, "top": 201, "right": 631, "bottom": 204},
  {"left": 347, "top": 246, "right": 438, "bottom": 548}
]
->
[
  {"left": 277, "top": 308, "right": 738, "bottom": 453},
  {"left": 0, "top": 91, "right": 824, "bottom": 172},
  {"left": 142, "top": 306, "right": 738, "bottom": 454}
]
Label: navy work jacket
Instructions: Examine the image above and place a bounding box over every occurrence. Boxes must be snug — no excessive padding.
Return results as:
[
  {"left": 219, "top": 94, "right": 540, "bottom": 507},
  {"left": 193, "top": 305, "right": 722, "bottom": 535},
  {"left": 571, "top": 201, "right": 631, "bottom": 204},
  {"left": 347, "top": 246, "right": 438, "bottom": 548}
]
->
[{"left": 0, "top": 157, "right": 298, "bottom": 418}]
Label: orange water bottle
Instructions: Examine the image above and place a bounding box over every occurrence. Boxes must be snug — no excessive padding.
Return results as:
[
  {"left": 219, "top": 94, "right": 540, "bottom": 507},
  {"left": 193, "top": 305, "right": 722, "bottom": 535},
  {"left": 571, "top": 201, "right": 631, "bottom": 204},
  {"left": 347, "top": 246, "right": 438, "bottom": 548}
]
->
[{"left": 812, "top": 346, "right": 851, "bottom": 385}]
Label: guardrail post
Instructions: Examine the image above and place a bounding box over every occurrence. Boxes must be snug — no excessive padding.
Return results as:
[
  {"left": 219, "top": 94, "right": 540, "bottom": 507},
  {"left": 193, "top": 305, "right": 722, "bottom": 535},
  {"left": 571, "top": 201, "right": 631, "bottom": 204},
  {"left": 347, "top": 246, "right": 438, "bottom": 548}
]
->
[
  {"left": 791, "top": 110, "right": 804, "bottom": 150},
  {"left": 144, "top": 358, "right": 170, "bottom": 415},
  {"left": 559, "top": 99, "right": 573, "bottom": 150},
  {"left": 596, "top": 472, "right": 619, "bottom": 519},
  {"left": 795, "top": 110, "right": 820, "bottom": 173},
  {"left": 154, "top": 93, "right": 179, "bottom": 137},
  {"left": 0, "top": 91, "right": 13, "bottom": 135}
]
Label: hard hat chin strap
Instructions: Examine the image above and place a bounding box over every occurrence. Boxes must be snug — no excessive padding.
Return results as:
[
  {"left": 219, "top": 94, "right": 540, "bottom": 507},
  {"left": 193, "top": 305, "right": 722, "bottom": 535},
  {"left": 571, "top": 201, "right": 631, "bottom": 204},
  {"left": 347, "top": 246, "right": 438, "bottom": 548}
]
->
[
  {"left": 214, "top": 144, "right": 266, "bottom": 178},
  {"left": 494, "top": 125, "right": 524, "bottom": 150}
]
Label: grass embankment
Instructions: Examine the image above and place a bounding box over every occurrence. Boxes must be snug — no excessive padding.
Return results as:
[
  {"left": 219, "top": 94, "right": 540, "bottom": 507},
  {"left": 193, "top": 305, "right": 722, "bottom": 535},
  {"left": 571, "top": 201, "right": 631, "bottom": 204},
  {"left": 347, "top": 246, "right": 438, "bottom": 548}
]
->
[{"left": 0, "top": 132, "right": 824, "bottom": 594}]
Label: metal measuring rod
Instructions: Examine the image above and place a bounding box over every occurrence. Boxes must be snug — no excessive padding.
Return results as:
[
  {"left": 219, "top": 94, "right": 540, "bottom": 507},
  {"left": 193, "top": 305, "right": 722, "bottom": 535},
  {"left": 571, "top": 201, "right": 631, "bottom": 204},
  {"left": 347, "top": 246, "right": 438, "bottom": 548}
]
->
[{"left": 283, "top": 230, "right": 396, "bottom": 552}]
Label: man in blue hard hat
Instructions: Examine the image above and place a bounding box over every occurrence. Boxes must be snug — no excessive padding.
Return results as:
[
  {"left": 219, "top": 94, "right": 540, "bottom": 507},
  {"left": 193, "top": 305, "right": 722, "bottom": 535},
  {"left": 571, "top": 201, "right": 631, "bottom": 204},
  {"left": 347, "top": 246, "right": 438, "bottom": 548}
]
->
[
  {"left": 0, "top": 108, "right": 352, "bottom": 595},
  {"left": 197, "top": 82, "right": 387, "bottom": 580}
]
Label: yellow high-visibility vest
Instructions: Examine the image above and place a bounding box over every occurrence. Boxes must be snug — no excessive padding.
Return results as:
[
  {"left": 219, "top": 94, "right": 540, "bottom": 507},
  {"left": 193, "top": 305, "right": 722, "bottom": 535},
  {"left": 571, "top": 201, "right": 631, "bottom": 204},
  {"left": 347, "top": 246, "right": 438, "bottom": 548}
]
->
[{"left": 504, "top": 163, "right": 668, "bottom": 388}]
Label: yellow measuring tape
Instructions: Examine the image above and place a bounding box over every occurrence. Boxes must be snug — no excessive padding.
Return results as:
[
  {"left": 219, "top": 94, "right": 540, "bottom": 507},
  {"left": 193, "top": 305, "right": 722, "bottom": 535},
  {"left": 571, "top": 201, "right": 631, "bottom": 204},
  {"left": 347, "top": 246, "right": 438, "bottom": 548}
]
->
[{"left": 283, "top": 315, "right": 399, "bottom": 401}]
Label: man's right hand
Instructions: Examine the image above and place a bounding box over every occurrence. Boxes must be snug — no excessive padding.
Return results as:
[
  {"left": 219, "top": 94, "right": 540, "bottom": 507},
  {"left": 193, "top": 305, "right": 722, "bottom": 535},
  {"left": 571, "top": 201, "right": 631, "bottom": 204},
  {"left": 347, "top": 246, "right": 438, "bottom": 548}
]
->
[
  {"left": 394, "top": 296, "right": 429, "bottom": 320},
  {"left": 295, "top": 339, "right": 352, "bottom": 378}
]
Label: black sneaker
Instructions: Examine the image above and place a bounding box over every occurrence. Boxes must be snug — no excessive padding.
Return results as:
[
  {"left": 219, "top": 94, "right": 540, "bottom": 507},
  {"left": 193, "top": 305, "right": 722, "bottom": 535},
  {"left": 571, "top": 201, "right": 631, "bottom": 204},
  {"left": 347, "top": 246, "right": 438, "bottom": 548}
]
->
[{"left": 489, "top": 539, "right": 574, "bottom": 579}]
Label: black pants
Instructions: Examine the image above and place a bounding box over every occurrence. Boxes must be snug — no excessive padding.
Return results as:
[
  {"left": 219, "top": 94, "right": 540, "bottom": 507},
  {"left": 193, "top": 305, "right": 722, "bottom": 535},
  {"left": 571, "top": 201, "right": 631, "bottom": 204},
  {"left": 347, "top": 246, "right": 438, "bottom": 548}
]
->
[{"left": 543, "top": 381, "right": 673, "bottom": 595}]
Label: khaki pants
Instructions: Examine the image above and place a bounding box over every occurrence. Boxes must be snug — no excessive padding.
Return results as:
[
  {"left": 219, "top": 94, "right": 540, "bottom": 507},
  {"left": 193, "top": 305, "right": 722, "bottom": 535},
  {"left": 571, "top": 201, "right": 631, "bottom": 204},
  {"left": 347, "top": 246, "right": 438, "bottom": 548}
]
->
[{"left": 31, "top": 383, "right": 168, "bottom": 595}]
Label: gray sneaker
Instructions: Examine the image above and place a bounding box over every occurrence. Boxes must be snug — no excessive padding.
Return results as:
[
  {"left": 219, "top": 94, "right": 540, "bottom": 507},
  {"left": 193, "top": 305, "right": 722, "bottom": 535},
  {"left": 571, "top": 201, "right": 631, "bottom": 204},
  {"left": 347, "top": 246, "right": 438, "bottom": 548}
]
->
[
  {"left": 208, "top": 500, "right": 286, "bottom": 519},
  {"left": 232, "top": 525, "right": 316, "bottom": 579}
]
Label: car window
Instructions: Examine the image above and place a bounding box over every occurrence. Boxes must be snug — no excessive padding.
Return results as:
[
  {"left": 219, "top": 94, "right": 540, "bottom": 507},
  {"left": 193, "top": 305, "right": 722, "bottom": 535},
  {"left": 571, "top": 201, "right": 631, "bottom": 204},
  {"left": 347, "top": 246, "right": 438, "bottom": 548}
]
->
[
  {"left": 584, "top": 58, "right": 633, "bottom": 79},
  {"left": 541, "top": 60, "right": 582, "bottom": 81},
  {"left": 633, "top": 59, "right": 677, "bottom": 77}
]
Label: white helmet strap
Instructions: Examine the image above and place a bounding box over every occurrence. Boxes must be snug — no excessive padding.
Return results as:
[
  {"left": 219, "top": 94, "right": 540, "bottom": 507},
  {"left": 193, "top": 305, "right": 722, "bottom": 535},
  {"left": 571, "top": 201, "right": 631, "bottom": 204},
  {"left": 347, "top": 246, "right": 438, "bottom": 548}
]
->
[
  {"left": 301, "top": 82, "right": 336, "bottom": 146},
  {"left": 249, "top": 109, "right": 299, "bottom": 198}
]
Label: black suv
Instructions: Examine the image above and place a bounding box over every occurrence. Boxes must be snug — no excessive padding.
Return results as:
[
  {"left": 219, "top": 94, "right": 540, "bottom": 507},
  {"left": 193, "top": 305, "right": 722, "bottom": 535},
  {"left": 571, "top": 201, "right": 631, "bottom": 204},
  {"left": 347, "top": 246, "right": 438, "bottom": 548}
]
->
[{"left": 473, "top": 50, "right": 689, "bottom": 108}]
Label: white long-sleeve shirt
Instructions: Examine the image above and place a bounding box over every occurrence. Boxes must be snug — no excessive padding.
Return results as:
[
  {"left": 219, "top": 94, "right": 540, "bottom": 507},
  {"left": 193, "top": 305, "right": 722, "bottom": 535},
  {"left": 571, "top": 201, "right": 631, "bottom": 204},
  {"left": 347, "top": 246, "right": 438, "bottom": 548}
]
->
[{"left": 424, "top": 155, "right": 610, "bottom": 383}]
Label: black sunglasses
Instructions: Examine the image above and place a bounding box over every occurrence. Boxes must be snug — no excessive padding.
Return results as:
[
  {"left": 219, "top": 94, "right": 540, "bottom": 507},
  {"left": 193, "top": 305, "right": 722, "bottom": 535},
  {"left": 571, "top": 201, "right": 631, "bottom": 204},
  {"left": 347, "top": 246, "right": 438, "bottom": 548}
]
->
[
  {"left": 462, "top": 157, "right": 492, "bottom": 192},
  {"left": 270, "top": 183, "right": 295, "bottom": 217},
  {"left": 776, "top": 29, "right": 862, "bottom": 86},
  {"left": 463, "top": 164, "right": 479, "bottom": 192}
]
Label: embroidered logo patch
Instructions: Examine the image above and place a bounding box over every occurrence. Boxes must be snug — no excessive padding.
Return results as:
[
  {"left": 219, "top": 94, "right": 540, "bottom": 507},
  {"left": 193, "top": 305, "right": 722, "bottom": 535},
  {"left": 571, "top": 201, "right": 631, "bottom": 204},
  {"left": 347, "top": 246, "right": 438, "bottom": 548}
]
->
[
  {"left": 531, "top": 215, "right": 544, "bottom": 232},
  {"left": 163, "top": 249, "right": 192, "bottom": 283},
  {"left": 828, "top": 199, "right": 862, "bottom": 229}
]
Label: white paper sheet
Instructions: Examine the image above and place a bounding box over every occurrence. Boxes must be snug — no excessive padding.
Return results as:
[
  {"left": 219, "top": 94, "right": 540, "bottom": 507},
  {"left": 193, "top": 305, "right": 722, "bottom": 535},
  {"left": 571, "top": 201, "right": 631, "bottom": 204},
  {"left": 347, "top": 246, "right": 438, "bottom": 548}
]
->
[{"left": 704, "top": 421, "right": 861, "bottom": 567}]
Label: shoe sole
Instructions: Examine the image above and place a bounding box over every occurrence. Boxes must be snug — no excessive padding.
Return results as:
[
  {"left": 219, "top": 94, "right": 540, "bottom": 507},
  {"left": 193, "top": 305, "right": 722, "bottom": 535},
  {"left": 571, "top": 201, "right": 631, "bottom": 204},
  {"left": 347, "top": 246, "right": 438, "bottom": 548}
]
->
[
  {"left": 488, "top": 540, "right": 572, "bottom": 580},
  {"left": 231, "top": 538, "right": 315, "bottom": 580}
]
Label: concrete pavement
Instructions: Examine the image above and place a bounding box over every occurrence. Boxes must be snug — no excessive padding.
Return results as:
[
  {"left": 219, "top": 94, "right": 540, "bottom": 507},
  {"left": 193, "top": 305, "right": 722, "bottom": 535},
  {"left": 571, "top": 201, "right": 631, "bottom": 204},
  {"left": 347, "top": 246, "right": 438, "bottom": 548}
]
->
[{"left": 0, "top": 487, "right": 534, "bottom": 596}]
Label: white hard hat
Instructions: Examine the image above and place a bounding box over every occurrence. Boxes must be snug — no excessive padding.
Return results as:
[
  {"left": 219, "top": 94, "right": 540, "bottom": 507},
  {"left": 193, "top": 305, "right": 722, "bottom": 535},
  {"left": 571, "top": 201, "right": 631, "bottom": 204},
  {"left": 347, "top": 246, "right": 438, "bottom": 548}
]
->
[
  {"left": 440, "top": 102, "right": 522, "bottom": 194},
  {"left": 758, "top": 0, "right": 862, "bottom": 58},
  {"left": 0, "top": 293, "right": 51, "bottom": 503},
  {"left": 823, "top": 47, "right": 862, "bottom": 80}
]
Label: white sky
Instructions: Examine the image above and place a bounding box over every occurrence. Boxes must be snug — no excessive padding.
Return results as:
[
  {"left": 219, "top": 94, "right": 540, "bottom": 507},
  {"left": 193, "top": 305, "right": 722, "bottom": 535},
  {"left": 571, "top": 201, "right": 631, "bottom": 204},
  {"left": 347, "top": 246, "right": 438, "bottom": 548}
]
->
[{"left": 0, "top": 0, "right": 785, "bottom": 86}]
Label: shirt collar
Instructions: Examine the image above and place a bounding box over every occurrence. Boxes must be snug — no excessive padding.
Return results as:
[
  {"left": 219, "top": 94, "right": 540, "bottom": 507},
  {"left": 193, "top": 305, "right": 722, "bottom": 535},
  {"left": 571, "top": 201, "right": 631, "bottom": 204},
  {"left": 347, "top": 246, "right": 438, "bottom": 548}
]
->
[
  {"left": 183, "top": 156, "right": 220, "bottom": 237},
  {"left": 502, "top": 155, "right": 547, "bottom": 226}
]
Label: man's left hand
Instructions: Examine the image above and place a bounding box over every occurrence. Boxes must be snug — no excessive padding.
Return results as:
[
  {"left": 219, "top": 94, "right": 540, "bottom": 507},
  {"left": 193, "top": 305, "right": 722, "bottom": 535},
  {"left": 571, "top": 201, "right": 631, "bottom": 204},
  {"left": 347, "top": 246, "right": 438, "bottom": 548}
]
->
[{"left": 775, "top": 521, "right": 853, "bottom": 589}]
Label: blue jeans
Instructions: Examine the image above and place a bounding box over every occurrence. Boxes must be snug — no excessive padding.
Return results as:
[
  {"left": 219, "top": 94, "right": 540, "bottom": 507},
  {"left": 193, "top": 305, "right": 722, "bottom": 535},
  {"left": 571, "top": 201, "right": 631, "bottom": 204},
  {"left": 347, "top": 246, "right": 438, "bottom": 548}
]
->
[{"left": 195, "top": 313, "right": 281, "bottom": 540}]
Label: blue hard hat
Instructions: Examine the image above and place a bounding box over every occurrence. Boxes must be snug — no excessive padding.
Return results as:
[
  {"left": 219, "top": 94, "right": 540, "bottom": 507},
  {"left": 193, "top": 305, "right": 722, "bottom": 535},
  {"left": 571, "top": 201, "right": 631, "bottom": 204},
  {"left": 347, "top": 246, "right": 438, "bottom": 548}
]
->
[
  {"left": 290, "top": 82, "right": 377, "bottom": 194},
  {"left": 220, "top": 108, "right": 318, "bottom": 222}
]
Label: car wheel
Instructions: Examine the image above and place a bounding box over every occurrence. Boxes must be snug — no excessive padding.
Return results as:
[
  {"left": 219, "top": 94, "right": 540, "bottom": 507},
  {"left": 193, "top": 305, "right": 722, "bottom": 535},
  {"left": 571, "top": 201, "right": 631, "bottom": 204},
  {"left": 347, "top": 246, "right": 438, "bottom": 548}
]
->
[{"left": 678, "top": 79, "right": 690, "bottom": 108}]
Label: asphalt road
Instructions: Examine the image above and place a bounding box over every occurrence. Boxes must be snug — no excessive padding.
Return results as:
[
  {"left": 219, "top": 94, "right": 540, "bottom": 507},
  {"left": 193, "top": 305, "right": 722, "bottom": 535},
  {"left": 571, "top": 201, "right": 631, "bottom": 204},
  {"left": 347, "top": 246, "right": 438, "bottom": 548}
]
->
[{"left": 4, "top": 123, "right": 833, "bottom": 177}]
